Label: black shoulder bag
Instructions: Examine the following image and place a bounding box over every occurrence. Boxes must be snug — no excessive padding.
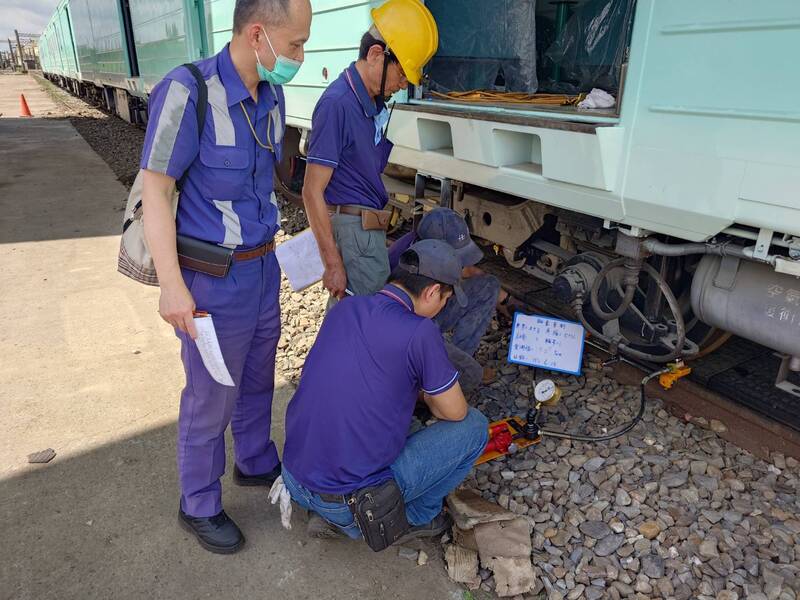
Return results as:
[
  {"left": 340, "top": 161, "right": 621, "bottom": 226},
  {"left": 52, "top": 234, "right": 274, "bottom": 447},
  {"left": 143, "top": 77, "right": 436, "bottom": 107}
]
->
[{"left": 347, "top": 479, "right": 410, "bottom": 552}]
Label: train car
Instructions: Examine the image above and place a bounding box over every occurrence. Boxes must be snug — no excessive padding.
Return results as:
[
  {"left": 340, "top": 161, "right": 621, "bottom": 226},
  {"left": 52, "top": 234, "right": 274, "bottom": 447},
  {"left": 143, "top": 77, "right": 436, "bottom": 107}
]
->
[
  {"left": 39, "top": 19, "right": 58, "bottom": 77},
  {"left": 41, "top": 0, "right": 235, "bottom": 121},
  {"left": 40, "top": 0, "right": 80, "bottom": 86},
  {"left": 277, "top": 0, "right": 800, "bottom": 390},
  {"left": 39, "top": 0, "right": 800, "bottom": 395},
  {"left": 128, "top": 0, "right": 209, "bottom": 92}
]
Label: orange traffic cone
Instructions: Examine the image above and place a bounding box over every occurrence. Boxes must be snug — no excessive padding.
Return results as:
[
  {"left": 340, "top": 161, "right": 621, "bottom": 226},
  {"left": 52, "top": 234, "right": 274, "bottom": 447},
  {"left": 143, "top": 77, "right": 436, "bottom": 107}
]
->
[{"left": 19, "top": 94, "right": 32, "bottom": 117}]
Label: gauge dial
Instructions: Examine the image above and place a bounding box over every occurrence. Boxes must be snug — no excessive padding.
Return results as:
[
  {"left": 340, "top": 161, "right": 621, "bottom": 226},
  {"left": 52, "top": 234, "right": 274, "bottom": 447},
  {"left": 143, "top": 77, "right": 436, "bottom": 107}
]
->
[{"left": 534, "top": 379, "right": 557, "bottom": 403}]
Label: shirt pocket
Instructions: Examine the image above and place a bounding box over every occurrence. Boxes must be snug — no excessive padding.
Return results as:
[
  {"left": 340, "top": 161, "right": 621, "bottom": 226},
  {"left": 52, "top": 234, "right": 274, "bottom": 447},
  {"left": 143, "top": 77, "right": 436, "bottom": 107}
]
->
[{"left": 199, "top": 146, "right": 251, "bottom": 201}]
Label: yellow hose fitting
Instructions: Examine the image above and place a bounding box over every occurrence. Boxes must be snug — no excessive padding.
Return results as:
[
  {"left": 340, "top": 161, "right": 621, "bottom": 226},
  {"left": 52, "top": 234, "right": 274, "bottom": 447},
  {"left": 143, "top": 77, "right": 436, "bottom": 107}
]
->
[{"left": 658, "top": 360, "right": 692, "bottom": 390}]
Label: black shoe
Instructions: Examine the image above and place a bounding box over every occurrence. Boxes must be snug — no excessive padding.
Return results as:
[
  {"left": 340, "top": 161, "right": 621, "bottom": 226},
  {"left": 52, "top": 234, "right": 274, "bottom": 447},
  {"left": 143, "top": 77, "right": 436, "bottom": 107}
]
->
[
  {"left": 178, "top": 508, "right": 245, "bottom": 554},
  {"left": 232, "top": 462, "right": 281, "bottom": 487},
  {"left": 306, "top": 512, "right": 346, "bottom": 540},
  {"left": 395, "top": 511, "right": 453, "bottom": 545}
]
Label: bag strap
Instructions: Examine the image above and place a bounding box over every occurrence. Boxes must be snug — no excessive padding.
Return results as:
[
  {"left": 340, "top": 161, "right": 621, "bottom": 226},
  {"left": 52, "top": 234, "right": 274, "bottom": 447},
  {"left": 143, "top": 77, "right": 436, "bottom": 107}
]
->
[
  {"left": 123, "top": 64, "right": 207, "bottom": 234},
  {"left": 176, "top": 62, "right": 208, "bottom": 192}
]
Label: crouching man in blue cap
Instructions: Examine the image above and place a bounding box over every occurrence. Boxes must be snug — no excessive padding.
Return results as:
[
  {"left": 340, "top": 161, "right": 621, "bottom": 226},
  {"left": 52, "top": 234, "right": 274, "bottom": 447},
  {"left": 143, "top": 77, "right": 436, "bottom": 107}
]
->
[
  {"left": 280, "top": 239, "right": 489, "bottom": 541},
  {"left": 389, "top": 208, "right": 519, "bottom": 392}
]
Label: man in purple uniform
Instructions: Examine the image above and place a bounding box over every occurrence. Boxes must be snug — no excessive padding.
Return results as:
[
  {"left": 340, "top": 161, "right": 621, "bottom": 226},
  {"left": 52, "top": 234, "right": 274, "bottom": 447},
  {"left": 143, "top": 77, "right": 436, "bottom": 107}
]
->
[
  {"left": 281, "top": 240, "right": 489, "bottom": 541},
  {"left": 140, "top": 0, "right": 310, "bottom": 553},
  {"left": 302, "top": 0, "right": 439, "bottom": 302}
]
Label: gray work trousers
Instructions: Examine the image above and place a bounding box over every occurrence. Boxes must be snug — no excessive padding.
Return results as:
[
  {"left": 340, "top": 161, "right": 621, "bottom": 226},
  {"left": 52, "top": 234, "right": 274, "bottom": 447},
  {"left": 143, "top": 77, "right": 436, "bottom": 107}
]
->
[{"left": 330, "top": 212, "right": 390, "bottom": 297}]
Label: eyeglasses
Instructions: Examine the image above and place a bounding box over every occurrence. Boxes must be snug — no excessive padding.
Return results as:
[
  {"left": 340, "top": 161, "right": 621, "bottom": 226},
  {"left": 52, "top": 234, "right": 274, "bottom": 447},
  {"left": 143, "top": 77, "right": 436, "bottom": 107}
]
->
[{"left": 385, "top": 50, "right": 407, "bottom": 81}]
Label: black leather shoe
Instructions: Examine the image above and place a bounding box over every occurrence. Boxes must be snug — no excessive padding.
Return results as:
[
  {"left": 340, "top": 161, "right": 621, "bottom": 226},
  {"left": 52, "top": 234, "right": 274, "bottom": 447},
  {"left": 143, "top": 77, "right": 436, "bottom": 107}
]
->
[
  {"left": 395, "top": 511, "right": 453, "bottom": 545},
  {"left": 233, "top": 463, "right": 281, "bottom": 487},
  {"left": 178, "top": 508, "right": 245, "bottom": 554}
]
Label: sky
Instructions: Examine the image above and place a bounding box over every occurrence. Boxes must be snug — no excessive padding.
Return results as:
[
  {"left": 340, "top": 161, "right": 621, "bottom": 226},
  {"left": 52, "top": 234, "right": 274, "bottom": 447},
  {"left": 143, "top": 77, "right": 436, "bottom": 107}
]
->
[{"left": 0, "top": 0, "right": 58, "bottom": 44}]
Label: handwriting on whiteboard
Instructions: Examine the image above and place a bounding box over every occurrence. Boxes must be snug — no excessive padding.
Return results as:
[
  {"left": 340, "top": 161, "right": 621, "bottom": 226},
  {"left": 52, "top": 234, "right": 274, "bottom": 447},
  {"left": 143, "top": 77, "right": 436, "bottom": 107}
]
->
[{"left": 508, "top": 313, "right": 585, "bottom": 375}]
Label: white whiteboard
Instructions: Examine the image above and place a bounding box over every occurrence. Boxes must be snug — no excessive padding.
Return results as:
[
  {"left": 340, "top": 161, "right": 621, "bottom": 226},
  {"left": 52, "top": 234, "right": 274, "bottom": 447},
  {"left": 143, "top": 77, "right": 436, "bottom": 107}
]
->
[
  {"left": 275, "top": 228, "right": 324, "bottom": 292},
  {"left": 507, "top": 313, "right": 585, "bottom": 376}
]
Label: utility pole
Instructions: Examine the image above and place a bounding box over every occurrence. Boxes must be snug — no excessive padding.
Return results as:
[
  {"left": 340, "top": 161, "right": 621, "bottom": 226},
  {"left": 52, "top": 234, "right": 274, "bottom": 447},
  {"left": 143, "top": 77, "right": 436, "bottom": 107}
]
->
[
  {"left": 14, "top": 30, "right": 27, "bottom": 73},
  {"left": 7, "top": 39, "right": 15, "bottom": 71}
]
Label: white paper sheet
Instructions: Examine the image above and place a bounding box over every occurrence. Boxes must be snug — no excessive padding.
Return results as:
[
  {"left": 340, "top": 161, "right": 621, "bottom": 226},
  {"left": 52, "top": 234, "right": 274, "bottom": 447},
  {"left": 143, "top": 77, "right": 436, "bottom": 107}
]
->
[
  {"left": 193, "top": 315, "right": 235, "bottom": 386},
  {"left": 274, "top": 228, "right": 325, "bottom": 292},
  {"left": 507, "top": 313, "right": 585, "bottom": 376}
]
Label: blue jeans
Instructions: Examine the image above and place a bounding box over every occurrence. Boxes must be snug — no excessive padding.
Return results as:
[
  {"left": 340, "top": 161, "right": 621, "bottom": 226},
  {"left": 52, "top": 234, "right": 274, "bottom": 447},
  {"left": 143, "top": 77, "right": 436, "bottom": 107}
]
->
[{"left": 282, "top": 408, "right": 489, "bottom": 538}]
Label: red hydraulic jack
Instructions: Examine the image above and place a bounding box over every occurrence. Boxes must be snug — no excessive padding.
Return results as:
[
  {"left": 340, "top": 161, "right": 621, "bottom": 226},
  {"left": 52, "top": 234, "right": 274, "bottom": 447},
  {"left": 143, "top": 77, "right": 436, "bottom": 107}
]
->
[{"left": 476, "top": 380, "right": 561, "bottom": 465}]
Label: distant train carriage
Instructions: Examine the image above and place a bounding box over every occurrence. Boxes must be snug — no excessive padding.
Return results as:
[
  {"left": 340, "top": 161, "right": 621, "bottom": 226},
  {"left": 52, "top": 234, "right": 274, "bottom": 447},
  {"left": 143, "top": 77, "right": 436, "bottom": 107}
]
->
[
  {"left": 40, "top": 0, "right": 238, "bottom": 121},
  {"left": 40, "top": 0, "right": 80, "bottom": 84}
]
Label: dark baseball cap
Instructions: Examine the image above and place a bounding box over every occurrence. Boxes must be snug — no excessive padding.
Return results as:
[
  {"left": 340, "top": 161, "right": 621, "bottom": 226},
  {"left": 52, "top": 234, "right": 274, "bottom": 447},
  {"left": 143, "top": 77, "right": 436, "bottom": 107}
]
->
[
  {"left": 417, "top": 208, "right": 484, "bottom": 267},
  {"left": 398, "top": 239, "right": 468, "bottom": 307}
]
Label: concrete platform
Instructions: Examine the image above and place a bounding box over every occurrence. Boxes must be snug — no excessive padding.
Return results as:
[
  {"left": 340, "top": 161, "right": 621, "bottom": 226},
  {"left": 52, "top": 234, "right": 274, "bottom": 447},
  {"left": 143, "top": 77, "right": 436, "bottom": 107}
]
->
[
  {"left": 0, "top": 89, "right": 460, "bottom": 597},
  {"left": 0, "top": 73, "right": 60, "bottom": 117}
]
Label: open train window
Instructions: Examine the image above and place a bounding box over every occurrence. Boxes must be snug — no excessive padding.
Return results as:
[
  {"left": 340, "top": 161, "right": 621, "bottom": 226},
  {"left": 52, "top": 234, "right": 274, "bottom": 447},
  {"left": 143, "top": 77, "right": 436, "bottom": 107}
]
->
[{"left": 420, "top": 0, "right": 636, "bottom": 116}]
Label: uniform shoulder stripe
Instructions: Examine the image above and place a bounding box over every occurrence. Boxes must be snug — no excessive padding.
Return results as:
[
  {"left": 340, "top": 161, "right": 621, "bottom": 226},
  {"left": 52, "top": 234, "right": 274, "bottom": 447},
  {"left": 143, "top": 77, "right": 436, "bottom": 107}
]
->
[{"left": 146, "top": 80, "right": 191, "bottom": 173}]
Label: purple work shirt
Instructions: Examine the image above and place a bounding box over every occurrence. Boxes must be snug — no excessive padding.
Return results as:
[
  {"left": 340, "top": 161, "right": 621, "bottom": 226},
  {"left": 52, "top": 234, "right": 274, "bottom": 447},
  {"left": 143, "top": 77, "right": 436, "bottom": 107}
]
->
[
  {"left": 306, "top": 62, "right": 393, "bottom": 209},
  {"left": 283, "top": 284, "right": 459, "bottom": 494},
  {"left": 140, "top": 44, "right": 285, "bottom": 248}
]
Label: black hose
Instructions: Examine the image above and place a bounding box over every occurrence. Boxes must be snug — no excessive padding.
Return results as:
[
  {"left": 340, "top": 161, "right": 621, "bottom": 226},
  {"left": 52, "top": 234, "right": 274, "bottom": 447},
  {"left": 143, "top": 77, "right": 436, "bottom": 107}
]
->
[
  {"left": 576, "top": 262, "right": 688, "bottom": 363},
  {"left": 539, "top": 368, "right": 668, "bottom": 442}
]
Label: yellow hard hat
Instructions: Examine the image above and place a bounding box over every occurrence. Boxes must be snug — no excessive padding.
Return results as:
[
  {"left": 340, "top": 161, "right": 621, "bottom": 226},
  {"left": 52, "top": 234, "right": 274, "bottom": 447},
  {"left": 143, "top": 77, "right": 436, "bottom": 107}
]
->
[{"left": 371, "top": 0, "right": 439, "bottom": 86}]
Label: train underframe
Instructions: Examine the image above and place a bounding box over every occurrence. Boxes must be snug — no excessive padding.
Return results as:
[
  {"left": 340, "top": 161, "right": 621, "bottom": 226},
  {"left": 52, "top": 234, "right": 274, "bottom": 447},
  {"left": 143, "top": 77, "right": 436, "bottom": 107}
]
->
[{"left": 42, "top": 72, "right": 148, "bottom": 126}]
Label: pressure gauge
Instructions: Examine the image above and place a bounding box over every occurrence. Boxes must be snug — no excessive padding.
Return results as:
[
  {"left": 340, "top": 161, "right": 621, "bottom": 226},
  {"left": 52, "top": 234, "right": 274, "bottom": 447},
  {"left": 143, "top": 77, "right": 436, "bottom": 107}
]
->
[{"left": 534, "top": 379, "right": 561, "bottom": 406}]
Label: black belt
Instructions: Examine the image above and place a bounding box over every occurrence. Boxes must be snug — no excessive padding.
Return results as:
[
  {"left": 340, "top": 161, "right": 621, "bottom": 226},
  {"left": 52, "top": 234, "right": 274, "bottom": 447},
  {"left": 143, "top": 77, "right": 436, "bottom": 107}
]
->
[{"left": 317, "top": 492, "right": 349, "bottom": 504}]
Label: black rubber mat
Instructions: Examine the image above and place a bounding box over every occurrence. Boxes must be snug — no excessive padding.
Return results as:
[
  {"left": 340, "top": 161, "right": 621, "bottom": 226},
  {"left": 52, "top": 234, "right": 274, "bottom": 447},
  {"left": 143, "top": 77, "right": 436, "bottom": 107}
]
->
[
  {"left": 688, "top": 337, "right": 764, "bottom": 386},
  {"left": 693, "top": 339, "right": 800, "bottom": 433}
]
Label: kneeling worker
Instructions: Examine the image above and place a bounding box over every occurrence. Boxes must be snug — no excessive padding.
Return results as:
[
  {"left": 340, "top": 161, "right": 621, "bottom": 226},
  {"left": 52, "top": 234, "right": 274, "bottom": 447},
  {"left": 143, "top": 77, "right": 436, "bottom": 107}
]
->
[
  {"left": 281, "top": 240, "right": 489, "bottom": 541},
  {"left": 389, "top": 208, "right": 511, "bottom": 392}
]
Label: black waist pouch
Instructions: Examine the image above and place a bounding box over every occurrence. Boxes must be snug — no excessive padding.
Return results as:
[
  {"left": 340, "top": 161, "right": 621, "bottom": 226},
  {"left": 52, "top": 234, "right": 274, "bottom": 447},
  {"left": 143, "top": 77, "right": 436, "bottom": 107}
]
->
[
  {"left": 347, "top": 479, "right": 410, "bottom": 552},
  {"left": 176, "top": 234, "right": 234, "bottom": 278}
]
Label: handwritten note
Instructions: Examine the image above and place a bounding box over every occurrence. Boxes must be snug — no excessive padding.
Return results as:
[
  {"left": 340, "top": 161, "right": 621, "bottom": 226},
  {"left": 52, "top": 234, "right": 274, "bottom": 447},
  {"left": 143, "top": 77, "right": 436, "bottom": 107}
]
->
[
  {"left": 507, "top": 313, "right": 585, "bottom": 376},
  {"left": 194, "top": 315, "right": 235, "bottom": 386},
  {"left": 275, "top": 228, "right": 325, "bottom": 292}
]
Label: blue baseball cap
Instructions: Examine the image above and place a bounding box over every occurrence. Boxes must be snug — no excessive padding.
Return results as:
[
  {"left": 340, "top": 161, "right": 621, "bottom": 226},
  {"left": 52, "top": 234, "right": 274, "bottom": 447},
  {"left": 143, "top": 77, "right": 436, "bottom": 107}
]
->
[
  {"left": 399, "top": 239, "right": 468, "bottom": 307},
  {"left": 417, "top": 208, "right": 484, "bottom": 268}
]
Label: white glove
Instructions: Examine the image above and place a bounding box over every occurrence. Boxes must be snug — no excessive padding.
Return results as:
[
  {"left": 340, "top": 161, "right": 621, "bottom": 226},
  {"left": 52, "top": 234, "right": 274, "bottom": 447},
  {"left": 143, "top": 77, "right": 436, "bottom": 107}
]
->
[{"left": 268, "top": 475, "right": 293, "bottom": 530}]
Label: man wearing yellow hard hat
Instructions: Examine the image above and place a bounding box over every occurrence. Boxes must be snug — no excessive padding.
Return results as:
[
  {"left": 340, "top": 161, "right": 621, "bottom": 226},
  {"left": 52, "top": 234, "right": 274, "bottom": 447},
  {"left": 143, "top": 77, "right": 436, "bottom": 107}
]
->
[{"left": 302, "top": 0, "right": 438, "bottom": 302}]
